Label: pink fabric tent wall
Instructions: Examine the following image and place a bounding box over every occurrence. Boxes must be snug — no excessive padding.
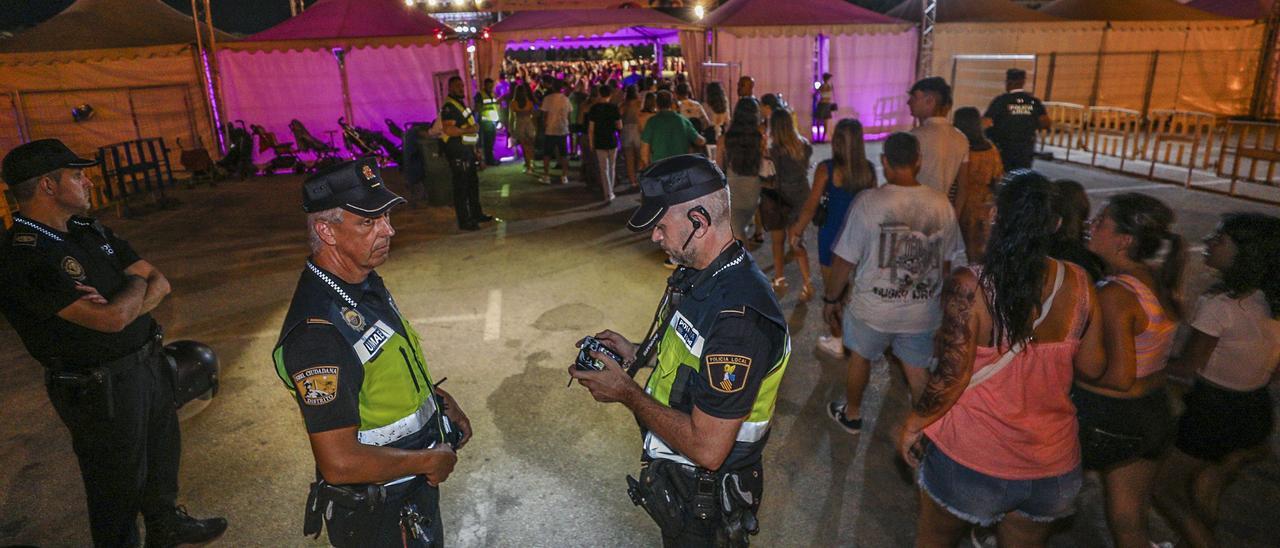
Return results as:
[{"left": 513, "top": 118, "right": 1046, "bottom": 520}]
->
[
  {"left": 707, "top": 0, "right": 917, "bottom": 133},
  {"left": 217, "top": 0, "right": 466, "bottom": 160}
]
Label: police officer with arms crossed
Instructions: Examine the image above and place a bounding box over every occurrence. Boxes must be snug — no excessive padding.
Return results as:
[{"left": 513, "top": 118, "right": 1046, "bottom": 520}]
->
[
  {"left": 473, "top": 77, "right": 502, "bottom": 166},
  {"left": 569, "top": 155, "right": 791, "bottom": 547},
  {"left": 0, "top": 139, "right": 226, "bottom": 547},
  {"left": 983, "top": 68, "right": 1050, "bottom": 171},
  {"left": 441, "top": 75, "right": 494, "bottom": 231},
  {"left": 273, "top": 158, "right": 470, "bottom": 547}
]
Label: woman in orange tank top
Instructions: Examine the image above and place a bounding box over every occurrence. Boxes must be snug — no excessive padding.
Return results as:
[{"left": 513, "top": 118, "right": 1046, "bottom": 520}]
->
[
  {"left": 900, "top": 172, "right": 1112, "bottom": 547},
  {"left": 1079, "top": 193, "right": 1187, "bottom": 548}
]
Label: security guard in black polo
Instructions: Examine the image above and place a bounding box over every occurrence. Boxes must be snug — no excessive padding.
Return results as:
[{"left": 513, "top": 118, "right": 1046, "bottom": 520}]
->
[
  {"left": 569, "top": 155, "right": 791, "bottom": 547},
  {"left": 0, "top": 139, "right": 226, "bottom": 547},
  {"left": 473, "top": 77, "right": 502, "bottom": 166},
  {"left": 983, "top": 68, "right": 1050, "bottom": 171},
  {"left": 440, "top": 75, "right": 493, "bottom": 231},
  {"left": 274, "top": 158, "right": 470, "bottom": 547}
]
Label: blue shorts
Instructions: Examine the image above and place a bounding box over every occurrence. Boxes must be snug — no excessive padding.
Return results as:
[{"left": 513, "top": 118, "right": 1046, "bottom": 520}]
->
[
  {"left": 918, "top": 442, "right": 1082, "bottom": 527},
  {"left": 842, "top": 313, "right": 935, "bottom": 369}
]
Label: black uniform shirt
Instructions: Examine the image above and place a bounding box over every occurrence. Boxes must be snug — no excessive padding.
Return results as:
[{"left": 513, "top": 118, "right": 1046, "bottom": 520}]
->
[
  {"left": 984, "top": 90, "right": 1046, "bottom": 150},
  {"left": 440, "top": 95, "right": 473, "bottom": 153},
  {"left": 690, "top": 307, "right": 785, "bottom": 420},
  {"left": 279, "top": 265, "right": 409, "bottom": 434},
  {"left": 0, "top": 215, "right": 155, "bottom": 366}
]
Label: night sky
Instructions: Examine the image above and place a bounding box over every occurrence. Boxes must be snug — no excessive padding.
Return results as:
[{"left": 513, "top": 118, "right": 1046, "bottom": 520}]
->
[{"left": 0, "top": 0, "right": 317, "bottom": 36}]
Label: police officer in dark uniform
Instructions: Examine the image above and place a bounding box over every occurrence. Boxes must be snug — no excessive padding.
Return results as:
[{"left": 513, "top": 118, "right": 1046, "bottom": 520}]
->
[
  {"left": 274, "top": 158, "right": 470, "bottom": 547},
  {"left": 569, "top": 155, "right": 791, "bottom": 547},
  {"left": 441, "top": 75, "right": 493, "bottom": 231},
  {"left": 983, "top": 68, "right": 1050, "bottom": 171},
  {"left": 0, "top": 139, "right": 226, "bottom": 547},
  {"left": 473, "top": 77, "right": 502, "bottom": 166}
]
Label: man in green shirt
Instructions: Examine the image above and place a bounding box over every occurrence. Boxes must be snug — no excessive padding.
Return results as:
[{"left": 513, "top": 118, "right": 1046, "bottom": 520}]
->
[{"left": 641, "top": 90, "right": 706, "bottom": 167}]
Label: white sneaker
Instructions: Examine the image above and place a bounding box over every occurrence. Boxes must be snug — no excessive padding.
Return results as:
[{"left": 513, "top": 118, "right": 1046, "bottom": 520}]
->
[
  {"left": 816, "top": 335, "right": 844, "bottom": 357},
  {"left": 559, "top": 176, "right": 569, "bottom": 185},
  {"left": 539, "top": 175, "right": 550, "bottom": 185}
]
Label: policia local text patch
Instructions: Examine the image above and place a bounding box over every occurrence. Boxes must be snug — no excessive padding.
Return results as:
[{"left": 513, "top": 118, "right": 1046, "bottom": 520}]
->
[{"left": 706, "top": 354, "right": 751, "bottom": 393}]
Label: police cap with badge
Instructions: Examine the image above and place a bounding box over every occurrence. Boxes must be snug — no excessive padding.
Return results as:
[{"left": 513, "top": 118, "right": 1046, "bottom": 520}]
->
[
  {"left": 303, "top": 157, "right": 405, "bottom": 216},
  {"left": 626, "top": 154, "right": 727, "bottom": 232}
]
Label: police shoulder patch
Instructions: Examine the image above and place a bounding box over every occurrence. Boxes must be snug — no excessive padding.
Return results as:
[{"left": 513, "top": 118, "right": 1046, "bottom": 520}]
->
[
  {"left": 13, "top": 233, "right": 37, "bottom": 247},
  {"left": 705, "top": 354, "right": 752, "bottom": 394},
  {"left": 293, "top": 365, "right": 339, "bottom": 406}
]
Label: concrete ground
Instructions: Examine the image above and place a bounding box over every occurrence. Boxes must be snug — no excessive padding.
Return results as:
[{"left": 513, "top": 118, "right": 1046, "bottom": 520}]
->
[{"left": 1, "top": 145, "right": 1279, "bottom": 547}]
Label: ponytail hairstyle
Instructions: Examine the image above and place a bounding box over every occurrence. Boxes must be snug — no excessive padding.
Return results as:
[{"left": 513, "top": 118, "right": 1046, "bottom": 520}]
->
[
  {"left": 1211, "top": 212, "right": 1280, "bottom": 319},
  {"left": 982, "top": 170, "right": 1061, "bottom": 348},
  {"left": 1103, "top": 193, "right": 1186, "bottom": 320}
]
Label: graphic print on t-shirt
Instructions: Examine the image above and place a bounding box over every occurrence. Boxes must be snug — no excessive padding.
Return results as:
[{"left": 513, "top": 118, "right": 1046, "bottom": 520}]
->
[{"left": 873, "top": 217, "right": 945, "bottom": 303}]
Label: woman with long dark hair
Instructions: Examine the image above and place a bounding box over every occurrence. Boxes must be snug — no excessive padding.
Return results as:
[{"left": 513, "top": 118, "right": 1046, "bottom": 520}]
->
[
  {"left": 900, "top": 171, "right": 1109, "bottom": 547},
  {"left": 790, "top": 119, "right": 875, "bottom": 352},
  {"left": 718, "top": 98, "right": 764, "bottom": 242},
  {"left": 1155, "top": 212, "right": 1280, "bottom": 548},
  {"left": 1049, "top": 180, "right": 1106, "bottom": 281},
  {"left": 763, "top": 108, "right": 814, "bottom": 300},
  {"left": 1076, "top": 193, "right": 1186, "bottom": 548}
]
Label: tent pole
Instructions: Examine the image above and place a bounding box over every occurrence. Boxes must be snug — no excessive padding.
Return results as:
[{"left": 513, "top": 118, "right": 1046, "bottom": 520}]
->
[
  {"left": 190, "top": 0, "right": 225, "bottom": 155},
  {"left": 918, "top": 0, "right": 937, "bottom": 79},
  {"left": 334, "top": 48, "right": 355, "bottom": 129},
  {"left": 1250, "top": 0, "right": 1280, "bottom": 118}
]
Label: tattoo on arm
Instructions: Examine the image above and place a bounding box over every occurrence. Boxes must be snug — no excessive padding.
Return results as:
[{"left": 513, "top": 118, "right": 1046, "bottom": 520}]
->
[{"left": 912, "top": 275, "right": 979, "bottom": 424}]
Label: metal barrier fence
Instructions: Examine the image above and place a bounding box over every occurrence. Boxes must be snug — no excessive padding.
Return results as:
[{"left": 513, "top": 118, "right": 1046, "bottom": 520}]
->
[
  {"left": 1144, "top": 109, "right": 1219, "bottom": 185},
  {"left": 1038, "top": 102, "right": 1088, "bottom": 162},
  {"left": 1039, "top": 106, "right": 1280, "bottom": 203},
  {"left": 1217, "top": 120, "right": 1280, "bottom": 194},
  {"left": 1088, "top": 107, "right": 1144, "bottom": 171}
]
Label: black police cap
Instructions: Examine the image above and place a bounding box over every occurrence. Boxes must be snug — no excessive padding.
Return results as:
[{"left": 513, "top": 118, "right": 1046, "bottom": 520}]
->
[
  {"left": 626, "top": 154, "right": 726, "bottom": 232},
  {"left": 302, "top": 157, "right": 405, "bottom": 217},
  {"left": 2, "top": 139, "right": 98, "bottom": 186}
]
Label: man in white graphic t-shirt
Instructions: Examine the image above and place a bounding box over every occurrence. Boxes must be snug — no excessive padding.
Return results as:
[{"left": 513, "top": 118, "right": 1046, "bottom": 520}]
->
[{"left": 821, "top": 132, "right": 966, "bottom": 434}]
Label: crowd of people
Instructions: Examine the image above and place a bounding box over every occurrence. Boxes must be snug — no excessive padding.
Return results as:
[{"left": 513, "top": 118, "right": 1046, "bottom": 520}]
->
[{"left": 486, "top": 61, "right": 1280, "bottom": 547}]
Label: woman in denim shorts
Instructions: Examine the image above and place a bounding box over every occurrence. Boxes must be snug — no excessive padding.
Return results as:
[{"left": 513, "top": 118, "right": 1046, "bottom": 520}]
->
[{"left": 898, "top": 172, "right": 1116, "bottom": 546}]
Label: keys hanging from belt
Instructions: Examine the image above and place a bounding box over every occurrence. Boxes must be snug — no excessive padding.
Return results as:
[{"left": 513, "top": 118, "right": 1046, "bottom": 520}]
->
[{"left": 399, "top": 503, "right": 432, "bottom": 544}]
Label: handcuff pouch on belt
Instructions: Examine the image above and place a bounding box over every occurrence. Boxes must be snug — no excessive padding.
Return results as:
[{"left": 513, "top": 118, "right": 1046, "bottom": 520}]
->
[
  {"left": 303, "top": 479, "right": 388, "bottom": 538},
  {"left": 627, "top": 459, "right": 759, "bottom": 543}
]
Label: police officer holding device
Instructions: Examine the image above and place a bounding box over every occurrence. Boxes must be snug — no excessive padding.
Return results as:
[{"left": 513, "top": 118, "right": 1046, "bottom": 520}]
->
[
  {"left": 569, "top": 155, "right": 791, "bottom": 547},
  {"left": 0, "top": 139, "right": 226, "bottom": 547},
  {"left": 274, "top": 158, "right": 470, "bottom": 547}
]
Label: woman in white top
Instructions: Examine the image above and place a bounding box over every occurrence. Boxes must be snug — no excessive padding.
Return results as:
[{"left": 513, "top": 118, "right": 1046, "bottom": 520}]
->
[{"left": 1155, "top": 212, "right": 1280, "bottom": 548}]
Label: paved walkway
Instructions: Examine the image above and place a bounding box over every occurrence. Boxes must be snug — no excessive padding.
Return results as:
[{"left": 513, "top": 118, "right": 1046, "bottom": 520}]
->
[{"left": 1, "top": 148, "right": 1277, "bottom": 547}]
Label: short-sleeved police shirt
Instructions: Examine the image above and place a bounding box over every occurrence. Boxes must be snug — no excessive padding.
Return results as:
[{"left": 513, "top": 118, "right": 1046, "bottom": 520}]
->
[
  {"left": 984, "top": 90, "right": 1046, "bottom": 151},
  {"left": 279, "top": 269, "right": 410, "bottom": 434},
  {"left": 0, "top": 215, "right": 155, "bottom": 365},
  {"left": 689, "top": 307, "right": 785, "bottom": 420}
]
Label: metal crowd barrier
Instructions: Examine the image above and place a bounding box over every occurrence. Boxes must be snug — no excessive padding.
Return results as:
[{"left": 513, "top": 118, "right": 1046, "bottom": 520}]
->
[
  {"left": 1217, "top": 120, "right": 1280, "bottom": 194},
  {"left": 95, "top": 137, "right": 177, "bottom": 217},
  {"left": 1088, "top": 107, "right": 1144, "bottom": 171},
  {"left": 1144, "top": 110, "right": 1219, "bottom": 186},
  {"left": 1038, "top": 102, "right": 1088, "bottom": 162}
]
